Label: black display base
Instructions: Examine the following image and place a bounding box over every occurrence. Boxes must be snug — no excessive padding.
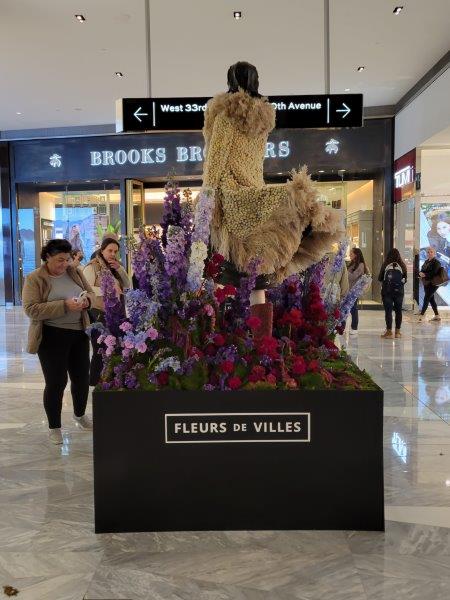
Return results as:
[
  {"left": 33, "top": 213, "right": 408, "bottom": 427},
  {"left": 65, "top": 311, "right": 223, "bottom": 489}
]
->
[{"left": 93, "top": 390, "right": 384, "bottom": 533}]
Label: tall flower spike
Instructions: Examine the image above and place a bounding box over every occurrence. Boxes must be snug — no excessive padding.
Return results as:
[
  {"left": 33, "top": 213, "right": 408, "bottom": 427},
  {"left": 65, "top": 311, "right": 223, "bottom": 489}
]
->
[
  {"left": 186, "top": 188, "right": 215, "bottom": 292},
  {"left": 161, "top": 177, "right": 182, "bottom": 247},
  {"left": 100, "top": 269, "right": 125, "bottom": 337}
]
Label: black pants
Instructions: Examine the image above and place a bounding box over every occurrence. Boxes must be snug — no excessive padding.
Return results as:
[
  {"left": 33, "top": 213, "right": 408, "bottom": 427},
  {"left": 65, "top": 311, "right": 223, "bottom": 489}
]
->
[
  {"left": 382, "top": 293, "right": 404, "bottom": 330},
  {"left": 350, "top": 301, "right": 358, "bottom": 330},
  {"left": 421, "top": 285, "right": 439, "bottom": 316},
  {"left": 37, "top": 325, "right": 90, "bottom": 429}
]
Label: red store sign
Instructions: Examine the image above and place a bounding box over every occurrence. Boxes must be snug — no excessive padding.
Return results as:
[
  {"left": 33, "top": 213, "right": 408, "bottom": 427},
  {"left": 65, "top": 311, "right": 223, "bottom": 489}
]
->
[{"left": 393, "top": 149, "right": 416, "bottom": 203}]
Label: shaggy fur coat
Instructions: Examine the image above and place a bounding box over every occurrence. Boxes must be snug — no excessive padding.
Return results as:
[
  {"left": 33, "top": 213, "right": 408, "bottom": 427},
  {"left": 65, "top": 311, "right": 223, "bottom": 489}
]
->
[{"left": 202, "top": 90, "right": 344, "bottom": 281}]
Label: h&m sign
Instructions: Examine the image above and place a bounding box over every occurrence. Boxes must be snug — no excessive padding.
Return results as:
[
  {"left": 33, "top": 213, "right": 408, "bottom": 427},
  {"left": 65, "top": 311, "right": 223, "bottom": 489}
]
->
[{"left": 165, "top": 412, "right": 311, "bottom": 444}]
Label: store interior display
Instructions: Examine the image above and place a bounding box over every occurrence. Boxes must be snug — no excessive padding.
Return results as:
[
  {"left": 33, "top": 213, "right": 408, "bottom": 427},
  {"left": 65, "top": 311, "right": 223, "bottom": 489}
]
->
[
  {"left": 91, "top": 180, "right": 376, "bottom": 393},
  {"left": 419, "top": 201, "right": 450, "bottom": 307}
]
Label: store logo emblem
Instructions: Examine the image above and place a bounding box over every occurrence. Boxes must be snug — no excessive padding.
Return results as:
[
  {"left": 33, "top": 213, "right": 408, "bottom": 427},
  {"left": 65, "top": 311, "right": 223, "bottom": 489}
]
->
[
  {"left": 394, "top": 165, "right": 414, "bottom": 189},
  {"left": 49, "top": 153, "right": 62, "bottom": 168},
  {"left": 325, "top": 139, "right": 339, "bottom": 155}
]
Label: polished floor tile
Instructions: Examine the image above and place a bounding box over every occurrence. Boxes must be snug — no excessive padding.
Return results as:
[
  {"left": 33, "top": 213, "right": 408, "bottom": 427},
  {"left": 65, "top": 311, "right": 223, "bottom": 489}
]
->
[{"left": 0, "top": 307, "right": 449, "bottom": 599}]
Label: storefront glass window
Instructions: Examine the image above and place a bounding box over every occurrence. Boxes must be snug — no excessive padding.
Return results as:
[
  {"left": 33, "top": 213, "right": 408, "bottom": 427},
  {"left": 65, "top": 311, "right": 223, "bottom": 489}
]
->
[
  {"left": 315, "top": 180, "right": 379, "bottom": 303},
  {"left": 394, "top": 198, "right": 415, "bottom": 309},
  {"left": 17, "top": 185, "right": 121, "bottom": 293}
]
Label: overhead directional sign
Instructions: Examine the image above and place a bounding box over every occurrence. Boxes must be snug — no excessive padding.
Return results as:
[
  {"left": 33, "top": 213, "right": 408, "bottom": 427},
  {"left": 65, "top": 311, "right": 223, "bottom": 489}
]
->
[{"left": 116, "top": 94, "right": 363, "bottom": 133}]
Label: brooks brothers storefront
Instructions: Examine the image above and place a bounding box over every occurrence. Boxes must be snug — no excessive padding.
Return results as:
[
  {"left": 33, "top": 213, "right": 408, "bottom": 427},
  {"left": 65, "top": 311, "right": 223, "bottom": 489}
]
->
[{"left": 3, "top": 118, "right": 392, "bottom": 304}]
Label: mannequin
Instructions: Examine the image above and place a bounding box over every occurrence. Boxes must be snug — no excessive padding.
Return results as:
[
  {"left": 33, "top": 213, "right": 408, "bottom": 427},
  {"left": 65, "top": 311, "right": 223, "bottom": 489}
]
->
[{"left": 202, "top": 62, "right": 344, "bottom": 328}]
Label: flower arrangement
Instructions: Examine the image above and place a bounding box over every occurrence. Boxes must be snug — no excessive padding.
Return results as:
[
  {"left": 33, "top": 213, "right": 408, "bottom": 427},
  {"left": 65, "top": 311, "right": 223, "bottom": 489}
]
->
[{"left": 91, "top": 181, "right": 376, "bottom": 392}]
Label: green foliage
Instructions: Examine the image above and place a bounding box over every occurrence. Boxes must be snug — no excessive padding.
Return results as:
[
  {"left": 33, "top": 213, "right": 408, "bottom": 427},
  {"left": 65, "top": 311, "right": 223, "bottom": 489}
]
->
[{"left": 298, "top": 372, "right": 326, "bottom": 390}]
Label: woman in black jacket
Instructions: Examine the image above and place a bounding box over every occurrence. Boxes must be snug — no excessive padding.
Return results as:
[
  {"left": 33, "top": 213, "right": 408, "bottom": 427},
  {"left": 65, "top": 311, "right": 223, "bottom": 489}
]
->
[
  {"left": 378, "top": 249, "right": 407, "bottom": 338},
  {"left": 418, "top": 247, "right": 442, "bottom": 322}
]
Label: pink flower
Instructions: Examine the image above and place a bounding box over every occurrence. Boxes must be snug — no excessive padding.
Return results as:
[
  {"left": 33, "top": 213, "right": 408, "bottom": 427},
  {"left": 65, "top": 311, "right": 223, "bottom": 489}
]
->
[
  {"left": 136, "top": 342, "right": 147, "bottom": 353},
  {"left": 119, "top": 321, "right": 133, "bottom": 332},
  {"left": 105, "top": 346, "right": 114, "bottom": 356},
  {"left": 204, "top": 304, "right": 215, "bottom": 317},
  {"left": 104, "top": 335, "right": 116, "bottom": 347},
  {"left": 122, "top": 348, "right": 131, "bottom": 358},
  {"left": 124, "top": 339, "right": 135, "bottom": 349},
  {"left": 146, "top": 327, "right": 158, "bottom": 340}
]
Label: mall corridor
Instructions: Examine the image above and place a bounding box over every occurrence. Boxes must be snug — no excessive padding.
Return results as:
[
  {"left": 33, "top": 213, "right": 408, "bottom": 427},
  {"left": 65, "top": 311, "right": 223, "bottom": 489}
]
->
[{"left": 0, "top": 309, "right": 449, "bottom": 599}]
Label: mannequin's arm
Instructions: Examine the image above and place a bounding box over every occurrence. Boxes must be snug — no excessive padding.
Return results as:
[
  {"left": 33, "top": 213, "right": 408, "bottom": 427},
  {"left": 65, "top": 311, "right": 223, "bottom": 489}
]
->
[{"left": 202, "top": 113, "right": 234, "bottom": 189}]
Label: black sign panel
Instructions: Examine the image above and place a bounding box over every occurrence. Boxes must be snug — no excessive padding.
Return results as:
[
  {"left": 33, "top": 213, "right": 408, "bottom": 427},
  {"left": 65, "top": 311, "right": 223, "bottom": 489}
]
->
[
  {"left": 116, "top": 94, "right": 363, "bottom": 133},
  {"left": 165, "top": 412, "right": 310, "bottom": 443}
]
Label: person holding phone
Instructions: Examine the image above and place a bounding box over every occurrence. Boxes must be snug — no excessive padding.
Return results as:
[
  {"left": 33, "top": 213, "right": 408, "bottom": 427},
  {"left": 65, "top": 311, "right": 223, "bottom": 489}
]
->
[
  {"left": 22, "top": 239, "right": 96, "bottom": 445},
  {"left": 83, "top": 237, "right": 130, "bottom": 385}
]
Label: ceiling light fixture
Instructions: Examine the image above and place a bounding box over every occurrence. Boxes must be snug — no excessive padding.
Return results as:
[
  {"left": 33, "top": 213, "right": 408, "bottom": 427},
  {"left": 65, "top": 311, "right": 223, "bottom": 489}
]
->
[
  {"left": 16, "top": 111, "right": 22, "bottom": 115},
  {"left": 393, "top": 6, "right": 404, "bottom": 15},
  {"left": 115, "top": 71, "right": 124, "bottom": 78},
  {"left": 344, "top": 88, "right": 350, "bottom": 92},
  {"left": 357, "top": 66, "right": 365, "bottom": 72},
  {"left": 75, "top": 14, "right": 86, "bottom": 23},
  {"left": 233, "top": 11, "right": 242, "bottom": 20},
  {"left": 318, "top": 170, "right": 325, "bottom": 173}
]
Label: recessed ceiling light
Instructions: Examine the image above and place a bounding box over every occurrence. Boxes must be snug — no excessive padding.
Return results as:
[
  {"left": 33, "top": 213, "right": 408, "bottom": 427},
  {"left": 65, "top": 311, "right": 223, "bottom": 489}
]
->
[
  {"left": 16, "top": 111, "right": 22, "bottom": 115},
  {"left": 357, "top": 66, "right": 365, "bottom": 72},
  {"left": 115, "top": 71, "right": 124, "bottom": 78},
  {"left": 233, "top": 11, "right": 242, "bottom": 20},
  {"left": 344, "top": 88, "right": 350, "bottom": 92},
  {"left": 393, "top": 6, "right": 404, "bottom": 15},
  {"left": 75, "top": 14, "right": 86, "bottom": 23},
  {"left": 318, "top": 170, "right": 325, "bottom": 173}
]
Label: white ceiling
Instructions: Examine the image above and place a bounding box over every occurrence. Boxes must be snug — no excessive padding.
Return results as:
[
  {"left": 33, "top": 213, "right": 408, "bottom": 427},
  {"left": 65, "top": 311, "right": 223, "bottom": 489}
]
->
[{"left": 1, "top": 0, "right": 449, "bottom": 132}]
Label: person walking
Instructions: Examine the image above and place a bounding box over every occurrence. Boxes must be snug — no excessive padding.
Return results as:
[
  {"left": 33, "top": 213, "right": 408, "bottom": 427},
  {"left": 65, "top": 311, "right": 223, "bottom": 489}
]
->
[
  {"left": 347, "top": 248, "right": 368, "bottom": 335},
  {"left": 418, "top": 247, "right": 442, "bottom": 322},
  {"left": 22, "top": 239, "right": 96, "bottom": 445},
  {"left": 378, "top": 249, "right": 407, "bottom": 338},
  {"left": 83, "top": 238, "right": 130, "bottom": 385}
]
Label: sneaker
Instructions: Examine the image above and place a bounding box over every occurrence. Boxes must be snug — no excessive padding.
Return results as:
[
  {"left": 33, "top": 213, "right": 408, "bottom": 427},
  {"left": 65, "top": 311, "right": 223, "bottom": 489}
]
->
[
  {"left": 395, "top": 330, "right": 402, "bottom": 338},
  {"left": 429, "top": 315, "right": 441, "bottom": 322},
  {"left": 49, "top": 428, "right": 63, "bottom": 445},
  {"left": 73, "top": 414, "right": 93, "bottom": 430},
  {"left": 381, "top": 330, "right": 393, "bottom": 338},
  {"left": 349, "top": 329, "right": 358, "bottom": 336}
]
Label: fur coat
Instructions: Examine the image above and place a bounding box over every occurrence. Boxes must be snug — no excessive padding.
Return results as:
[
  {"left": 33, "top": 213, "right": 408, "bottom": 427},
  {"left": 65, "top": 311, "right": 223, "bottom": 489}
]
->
[{"left": 202, "top": 90, "right": 344, "bottom": 281}]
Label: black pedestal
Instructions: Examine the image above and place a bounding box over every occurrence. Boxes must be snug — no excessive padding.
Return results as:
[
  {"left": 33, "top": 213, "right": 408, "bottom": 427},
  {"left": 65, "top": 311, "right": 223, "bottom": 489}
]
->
[{"left": 93, "top": 390, "right": 384, "bottom": 533}]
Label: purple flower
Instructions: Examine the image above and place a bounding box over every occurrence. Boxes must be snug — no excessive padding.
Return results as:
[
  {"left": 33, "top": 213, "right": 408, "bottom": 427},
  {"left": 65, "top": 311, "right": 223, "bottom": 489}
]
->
[
  {"left": 339, "top": 274, "right": 371, "bottom": 321},
  {"left": 100, "top": 269, "right": 125, "bottom": 337},
  {"left": 161, "top": 179, "right": 182, "bottom": 247},
  {"left": 191, "top": 188, "right": 215, "bottom": 245},
  {"left": 231, "top": 257, "right": 261, "bottom": 325},
  {"left": 165, "top": 225, "right": 188, "bottom": 289}
]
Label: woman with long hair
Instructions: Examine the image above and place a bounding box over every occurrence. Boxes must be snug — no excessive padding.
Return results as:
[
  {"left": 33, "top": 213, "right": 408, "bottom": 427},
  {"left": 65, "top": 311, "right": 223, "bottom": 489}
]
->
[
  {"left": 83, "top": 238, "right": 130, "bottom": 385},
  {"left": 347, "top": 247, "right": 368, "bottom": 335},
  {"left": 378, "top": 248, "right": 407, "bottom": 338},
  {"left": 418, "top": 247, "right": 442, "bottom": 322}
]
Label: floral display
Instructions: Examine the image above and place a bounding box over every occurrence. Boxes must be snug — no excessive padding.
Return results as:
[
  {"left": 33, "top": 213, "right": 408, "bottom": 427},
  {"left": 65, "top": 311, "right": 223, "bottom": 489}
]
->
[{"left": 91, "top": 181, "right": 376, "bottom": 393}]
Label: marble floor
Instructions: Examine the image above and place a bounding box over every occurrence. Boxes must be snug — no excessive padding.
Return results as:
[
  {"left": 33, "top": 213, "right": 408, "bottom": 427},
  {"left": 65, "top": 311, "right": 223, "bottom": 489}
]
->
[{"left": 0, "top": 308, "right": 449, "bottom": 600}]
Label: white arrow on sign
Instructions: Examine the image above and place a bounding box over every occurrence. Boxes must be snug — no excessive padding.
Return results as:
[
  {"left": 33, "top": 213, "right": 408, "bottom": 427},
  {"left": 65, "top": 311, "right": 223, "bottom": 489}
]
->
[
  {"left": 133, "top": 106, "right": 148, "bottom": 122},
  {"left": 336, "top": 103, "right": 351, "bottom": 118}
]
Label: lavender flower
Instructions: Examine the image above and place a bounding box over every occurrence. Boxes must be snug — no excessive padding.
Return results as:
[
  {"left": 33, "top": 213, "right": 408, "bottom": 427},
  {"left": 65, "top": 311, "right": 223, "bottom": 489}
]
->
[
  {"left": 125, "top": 289, "right": 159, "bottom": 330},
  {"left": 339, "top": 274, "right": 371, "bottom": 321},
  {"left": 161, "top": 179, "right": 183, "bottom": 246},
  {"left": 191, "top": 188, "right": 215, "bottom": 244},
  {"left": 232, "top": 257, "right": 261, "bottom": 323},
  {"left": 100, "top": 269, "right": 125, "bottom": 337},
  {"left": 165, "top": 225, "right": 188, "bottom": 289}
]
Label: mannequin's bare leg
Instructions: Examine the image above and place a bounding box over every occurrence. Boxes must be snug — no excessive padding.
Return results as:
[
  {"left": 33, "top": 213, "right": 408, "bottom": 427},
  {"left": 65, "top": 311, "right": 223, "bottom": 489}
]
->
[{"left": 250, "top": 289, "right": 266, "bottom": 306}]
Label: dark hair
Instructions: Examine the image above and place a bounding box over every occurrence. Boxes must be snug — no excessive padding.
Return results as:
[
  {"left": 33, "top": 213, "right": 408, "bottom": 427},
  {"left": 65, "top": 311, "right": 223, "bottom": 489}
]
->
[
  {"left": 99, "top": 237, "right": 120, "bottom": 254},
  {"left": 40, "top": 239, "right": 72, "bottom": 262},
  {"left": 227, "top": 61, "right": 261, "bottom": 97},
  {"left": 70, "top": 249, "right": 83, "bottom": 259},
  {"left": 349, "top": 247, "right": 368, "bottom": 274},
  {"left": 383, "top": 248, "right": 406, "bottom": 273}
]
